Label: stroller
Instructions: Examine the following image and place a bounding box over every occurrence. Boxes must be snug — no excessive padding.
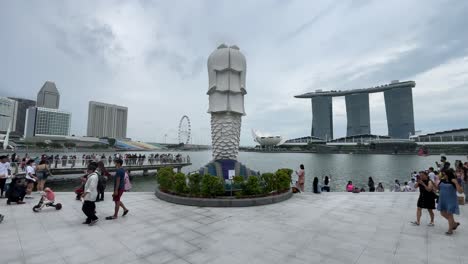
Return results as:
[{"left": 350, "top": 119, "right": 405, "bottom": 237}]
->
[
  {"left": 33, "top": 188, "right": 62, "bottom": 212},
  {"left": 6, "top": 174, "right": 27, "bottom": 205}
]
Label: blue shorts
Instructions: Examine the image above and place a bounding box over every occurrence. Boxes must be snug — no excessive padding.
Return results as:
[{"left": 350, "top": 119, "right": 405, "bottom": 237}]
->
[{"left": 37, "top": 172, "right": 48, "bottom": 180}]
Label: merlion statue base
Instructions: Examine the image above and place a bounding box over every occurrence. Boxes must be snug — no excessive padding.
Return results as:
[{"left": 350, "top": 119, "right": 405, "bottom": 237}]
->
[{"left": 199, "top": 159, "right": 258, "bottom": 179}]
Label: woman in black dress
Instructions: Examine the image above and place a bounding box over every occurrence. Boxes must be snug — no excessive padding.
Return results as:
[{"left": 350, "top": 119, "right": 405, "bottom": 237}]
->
[
  {"left": 411, "top": 171, "right": 435, "bottom": 226},
  {"left": 368, "top": 177, "right": 375, "bottom": 192}
]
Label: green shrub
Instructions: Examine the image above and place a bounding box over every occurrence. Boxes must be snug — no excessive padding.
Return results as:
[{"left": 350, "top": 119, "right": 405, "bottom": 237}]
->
[
  {"left": 261, "top": 173, "right": 276, "bottom": 193},
  {"left": 275, "top": 170, "right": 291, "bottom": 192},
  {"left": 187, "top": 173, "right": 202, "bottom": 195},
  {"left": 276, "top": 168, "right": 293, "bottom": 177},
  {"left": 201, "top": 175, "right": 225, "bottom": 197},
  {"left": 243, "top": 176, "right": 262, "bottom": 195},
  {"left": 231, "top": 175, "right": 245, "bottom": 190},
  {"left": 156, "top": 167, "right": 174, "bottom": 191},
  {"left": 173, "top": 172, "right": 188, "bottom": 194},
  {"left": 233, "top": 175, "right": 244, "bottom": 184}
]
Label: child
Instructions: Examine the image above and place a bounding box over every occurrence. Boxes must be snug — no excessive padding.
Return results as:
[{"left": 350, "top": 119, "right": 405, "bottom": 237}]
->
[
  {"left": 43, "top": 187, "right": 55, "bottom": 202},
  {"left": 75, "top": 174, "right": 88, "bottom": 200}
]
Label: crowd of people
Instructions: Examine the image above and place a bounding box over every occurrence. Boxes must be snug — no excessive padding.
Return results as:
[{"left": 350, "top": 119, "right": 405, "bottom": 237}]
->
[
  {"left": 2, "top": 152, "right": 190, "bottom": 172},
  {"left": 294, "top": 156, "right": 467, "bottom": 235},
  {"left": 410, "top": 156, "right": 467, "bottom": 235},
  {"left": 0, "top": 154, "right": 132, "bottom": 225}
]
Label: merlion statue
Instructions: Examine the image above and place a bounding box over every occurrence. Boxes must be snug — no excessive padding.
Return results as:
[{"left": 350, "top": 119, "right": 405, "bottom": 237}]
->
[
  {"left": 199, "top": 44, "right": 256, "bottom": 179},
  {"left": 207, "top": 44, "right": 246, "bottom": 161}
]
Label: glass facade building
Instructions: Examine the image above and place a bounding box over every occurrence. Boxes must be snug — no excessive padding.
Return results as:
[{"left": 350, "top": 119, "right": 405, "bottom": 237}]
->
[
  {"left": 8, "top": 97, "right": 36, "bottom": 137},
  {"left": 0, "top": 97, "right": 16, "bottom": 133},
  {"left": 24, "top": 107, "right": 71, "bottom": 138}
]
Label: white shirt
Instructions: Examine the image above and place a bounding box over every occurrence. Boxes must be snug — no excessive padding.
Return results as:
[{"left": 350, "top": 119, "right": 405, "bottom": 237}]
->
[
  {"left": 408, "top": 181, "right": 416, "bottom": 190},
  {"left": 26, "top": 165, "right": 36, "bottom": 181},
  {"left": 0, "top": 162, "right": 8, "bottom": 177},
  {"left": 3, "top": 162, "right": 12, "bottom": 183},
  {"left": 84, "top": 172, "right": 99, "bottom": 201},
  {"left": 428, "top": 172, "right": 436, "bottom": 182}
]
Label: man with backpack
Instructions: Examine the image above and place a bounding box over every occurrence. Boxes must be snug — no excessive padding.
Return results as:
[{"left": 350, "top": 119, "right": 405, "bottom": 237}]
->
[{"left": 106, "top": 159, "right": 129, "bottom": 220}]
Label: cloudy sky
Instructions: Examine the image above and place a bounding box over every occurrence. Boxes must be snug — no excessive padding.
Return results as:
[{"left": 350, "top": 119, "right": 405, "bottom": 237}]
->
[{"left": 1, "top": 0, "right": 467, "bottom": 145}]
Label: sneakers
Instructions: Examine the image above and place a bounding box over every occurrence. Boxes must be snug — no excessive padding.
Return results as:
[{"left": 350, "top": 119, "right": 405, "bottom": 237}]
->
[{"left": 89, "top": 219, "right": 99, "bottom": 226}]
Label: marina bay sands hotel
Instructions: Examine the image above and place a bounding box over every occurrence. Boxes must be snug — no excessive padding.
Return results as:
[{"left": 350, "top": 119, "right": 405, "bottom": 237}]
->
[{"left": 295, "top": 80, "right": 415, "bottom": 140}]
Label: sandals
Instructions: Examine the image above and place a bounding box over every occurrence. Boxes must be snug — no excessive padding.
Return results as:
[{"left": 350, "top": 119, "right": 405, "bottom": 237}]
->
[
  {"left": 410, "top": 221, "right": 420, "bottom": 226},
  {"left": 427, "top": 223, "right": 434, "bottom": 227},
  {"left": 105, "top": 216, "right": 117, "bottom": 220},
  {"left": 445, "top": 231, "right": 453, "bottom": 235},
  {"left": 452, "top": 222, "right": 460, "bottom": 230}
]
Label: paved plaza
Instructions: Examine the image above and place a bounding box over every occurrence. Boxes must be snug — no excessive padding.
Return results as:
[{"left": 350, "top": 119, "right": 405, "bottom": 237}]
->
[{"left": 0, "top": 192, "right": 467, "bottom": 264}]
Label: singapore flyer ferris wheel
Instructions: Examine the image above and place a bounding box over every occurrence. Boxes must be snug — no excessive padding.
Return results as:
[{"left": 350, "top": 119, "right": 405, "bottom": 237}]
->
[{"left": 178, "top": 115, "right": 191, "bottom": 144}]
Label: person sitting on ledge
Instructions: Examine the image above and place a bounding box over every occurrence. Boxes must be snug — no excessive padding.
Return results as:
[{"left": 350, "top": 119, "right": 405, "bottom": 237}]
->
[
  {"left": 346, "top": 181, "right": 354, "bottom": 192},
  {"left": 312, "top": 177, "right": 321, "bottom": 194},
  {"left": 376, "top": 182, "right": 385, "bottom": 192}
]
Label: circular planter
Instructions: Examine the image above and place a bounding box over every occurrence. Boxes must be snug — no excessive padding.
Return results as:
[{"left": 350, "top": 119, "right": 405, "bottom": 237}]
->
[{"left": 155, "top": 189, "right": 292, "bottom": 207}]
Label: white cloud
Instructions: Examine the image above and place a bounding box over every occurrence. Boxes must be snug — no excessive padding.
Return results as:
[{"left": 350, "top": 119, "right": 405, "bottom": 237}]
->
[{"left": 1, "top": 0, "right": 467, "bottom": 145}]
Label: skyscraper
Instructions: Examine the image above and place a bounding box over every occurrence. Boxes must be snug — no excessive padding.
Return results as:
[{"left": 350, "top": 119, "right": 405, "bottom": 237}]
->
[
  {"left": 8, "top": 97, "right": 36, "bottom": 137},
  {"left": 0, "top": 97, "right": 16, "bottom": 134},
  {"left": 37, "top": 81, "right": 60, "bottom": 109},
  {"left": 295, "top": 81, "right": 416, "bottom": 139},
  {"left": 24, "top": 107, "right": 71, "bottom": 138},
  {"left": 87, "top": 101, "right": 128, "bottom": 139}
]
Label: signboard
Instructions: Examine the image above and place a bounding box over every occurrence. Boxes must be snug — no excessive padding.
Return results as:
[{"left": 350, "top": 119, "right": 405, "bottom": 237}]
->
[{"left": 228, "top": 170, "right": 235, "bottom": 180}]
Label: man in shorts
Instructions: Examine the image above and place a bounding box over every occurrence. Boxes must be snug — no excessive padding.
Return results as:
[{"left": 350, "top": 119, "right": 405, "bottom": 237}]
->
[{"left": 106, "top": 159, "right": 129, "bottom": 220}]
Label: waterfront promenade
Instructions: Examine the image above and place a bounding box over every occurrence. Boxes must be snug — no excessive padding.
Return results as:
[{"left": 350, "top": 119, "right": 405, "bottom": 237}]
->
[{"left": 1, "top": 192, "right": 466, "bottom": 264}]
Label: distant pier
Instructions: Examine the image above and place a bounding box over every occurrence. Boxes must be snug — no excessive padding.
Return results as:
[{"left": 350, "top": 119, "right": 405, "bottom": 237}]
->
[{"left": 49, "top": 162, "right": 192, "bottom": 176}]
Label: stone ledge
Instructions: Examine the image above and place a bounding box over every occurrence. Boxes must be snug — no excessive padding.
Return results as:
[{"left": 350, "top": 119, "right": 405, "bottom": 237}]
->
[{"left": 155, "top": 188, "right": 292, "bottom": 207}]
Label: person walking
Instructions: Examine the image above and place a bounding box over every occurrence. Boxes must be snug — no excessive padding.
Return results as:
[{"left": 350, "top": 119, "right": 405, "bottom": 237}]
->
[
  {"left": 437, "top": 169, "right": 463, "bottom": 235},
  {"left": 81, "top": 162, "right": 99, "bottom": 226},
  {"left": 36, "top": 160, "right": 50, "bottom": 192},
  {"left": 411, "top": 171, "right": 435, "bottom": 226},
  {"left": 0, "top": 155, "right": 12, "bottom": 198},
  {"left": 106, "top": 159, "right": 129, "bottom": 220},
  {"left": 368, "top": 177, "right": 375, "bottom": 192},
  {"left": 464, "top": 162, "right": 468, "bottom": 202},
  {"left": 295, "top": 164, "right": 305, "bottom": 192},
  {"left": 96, "top": 161, "right": 110, "bottom": 202},
  {"left": 25, "top": 160, "right": 37, "bottom": 198}
]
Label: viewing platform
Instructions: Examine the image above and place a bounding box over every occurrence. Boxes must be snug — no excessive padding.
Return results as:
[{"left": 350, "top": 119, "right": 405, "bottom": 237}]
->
[{"left": 48, "top": 162, "right": 192, "bottom": 175}]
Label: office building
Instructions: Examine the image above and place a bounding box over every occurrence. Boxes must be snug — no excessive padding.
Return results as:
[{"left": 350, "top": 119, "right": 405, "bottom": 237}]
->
[
  {"left": 0, "top": 97, "right": 16, "bottom": 133},
  {"left": 87, "top": 101, "right": 128, "bottom": 139},
  {"left": 8, "top": 97, "right": 36, "bottom": 137},
  {"left": 37, "top": 81, "right": 60, "bottom": 109},
  {"left": 24, "top": 107, "right": 71, "bottom": 138},
  {"left": 295, "top": 80, "right": 416, "bottom": 139}
]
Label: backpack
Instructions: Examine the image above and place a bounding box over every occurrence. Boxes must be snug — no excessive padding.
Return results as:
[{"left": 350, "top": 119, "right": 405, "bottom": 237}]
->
[{"left": 124, "top": 172, "right": 132, "bottom": 191}]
